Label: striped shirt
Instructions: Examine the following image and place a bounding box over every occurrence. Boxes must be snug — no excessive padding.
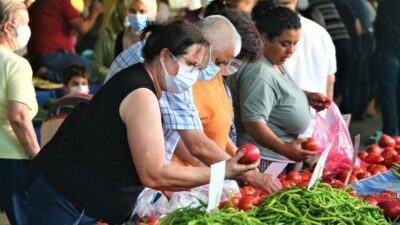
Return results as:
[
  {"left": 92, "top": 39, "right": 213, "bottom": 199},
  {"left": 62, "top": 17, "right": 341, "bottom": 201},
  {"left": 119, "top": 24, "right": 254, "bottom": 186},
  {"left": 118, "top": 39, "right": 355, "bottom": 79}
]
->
[{"left": 308, "top": 0, "right": 350, "bottom": 42}]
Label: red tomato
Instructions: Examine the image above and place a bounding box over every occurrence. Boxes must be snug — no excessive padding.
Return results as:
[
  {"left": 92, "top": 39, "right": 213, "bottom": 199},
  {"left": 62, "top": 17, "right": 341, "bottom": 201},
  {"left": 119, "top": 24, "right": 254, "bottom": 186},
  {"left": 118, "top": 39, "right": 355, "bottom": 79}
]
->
[
  {"left": 374, "top": 164, "right": 387, "bottom": 173},
  {"left": 366, "top": 144, "right": 383, "bottom": 154},
  {"left": 365, "top": 152, "right": 384, "bottom": 164},
  {"left": 348, "top": 188, "right": 358, "bottom": 198},
  {"left": 322, "top": 168, "right": 333, "bottom": 177},
  {"left": 219, "top": 194, "right": 241, "bottom": 209},
  {"left": 138, "top": 216, "right": 159, "bottom": 225},
  {"left": 393, "top": 136, "right": 400, "bottom": 145},
  {"left": 356, "top": 171, "right": 371, "bottom": 180},
  {"left": 381, "top": 147, "right": 398, "bottom": 160},
  {"left": 396, "top": 145, "right": 400, "bottom": 153},
  {"left": 280, "top": 180, "right": 295, "bottom": 189},
  {"left": 238, "top": 144, "right": 260, "bottom": 164},
  {"left": 277, "top": 175, "right": 286, "bottom": 180},
  {"left": 365, "top": 198, "right": 379, "bottom": 206},
  {"left": 301, "top": 137, "right": 318, "bottom": 152},
  {"left": 369, "top": 168, "right": 382, "bottom": 175},
  {"left": 321, "top": 177, "right": 336, "bottom": 186},
  {"left": 286, "top": 171, "right": 303, "bottom": 184},
  {"left": 238, "top": 195, "right": 260, "bottom": 211},
  {"left": 300, "top": 171, "right": 311, "bottom": 182},
  {"left": 96, "top": 223, "right": 108, "bottom": 225},
  {"left": 378, "top": 199, "right": 400, "bottom": 220},
  {"left": 357, "top": 151, "right": 368, "bottom": 161},
  {"left": 332, "top": 180, "right": 345, "bottom": 189},
  {"left": 351, "top": 167, "right": 364, "bottom": 176},
  {"left": 382, "top": 190, "right": 398, "bottom": 197},
  {"left": 348, "top": 175, "right": 358, "bottom": 184},
  {"left": 391, "top": 155, "right": 400, "bottom": 164},
  {"left": 335, "top": 170, "right": 349, "bottom": 182},
  {"left": 378, "top": 134, "right": 396, "bottom": 148},
  {"left": 297, "top": 180, "right": 309, "bottom": 187},
  {"left": 240, "top": 186, "right": 257, "bottom": 196}
]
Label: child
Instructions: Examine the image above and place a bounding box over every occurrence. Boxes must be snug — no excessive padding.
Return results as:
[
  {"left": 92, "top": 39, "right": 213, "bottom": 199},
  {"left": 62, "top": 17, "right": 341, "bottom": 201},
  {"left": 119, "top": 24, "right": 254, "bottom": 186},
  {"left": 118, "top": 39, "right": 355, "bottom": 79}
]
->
[{"left": 62, "top": 65, "right": 90, "bottom": 94}]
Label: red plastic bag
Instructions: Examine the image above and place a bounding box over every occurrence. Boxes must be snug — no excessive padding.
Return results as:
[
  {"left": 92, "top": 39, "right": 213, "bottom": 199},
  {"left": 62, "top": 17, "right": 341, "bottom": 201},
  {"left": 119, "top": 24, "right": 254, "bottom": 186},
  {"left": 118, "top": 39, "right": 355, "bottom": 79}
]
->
[{"left": 312, "top": 103, "right": 360, "bottom": 172}]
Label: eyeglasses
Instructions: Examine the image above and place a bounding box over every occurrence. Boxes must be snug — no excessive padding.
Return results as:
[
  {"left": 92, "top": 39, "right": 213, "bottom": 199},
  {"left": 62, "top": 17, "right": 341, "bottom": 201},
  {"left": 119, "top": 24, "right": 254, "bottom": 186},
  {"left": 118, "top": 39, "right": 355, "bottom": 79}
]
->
[{"left": 169, "top": 52, "right": 203, "bottom": 73}]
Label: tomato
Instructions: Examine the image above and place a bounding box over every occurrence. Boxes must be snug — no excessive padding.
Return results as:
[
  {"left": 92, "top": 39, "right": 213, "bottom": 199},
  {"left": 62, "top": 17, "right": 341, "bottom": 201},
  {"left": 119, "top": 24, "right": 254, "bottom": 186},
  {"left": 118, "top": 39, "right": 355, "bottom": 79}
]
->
[
  {"left": 366, "top": 144, "right": 383, "bottom": 154},
  {"left": 138, "top": 215, "right": 159, "bottom": 225},
  {"left": 300, "top": 172, "right": 311, "bottom": 182},
  {"left": 365, "top": 198, "right": 379, "bottom": 206},
  {"left": 381, "top": 190, "right": 398, "bottom": 198},
  {"left": 219, "top": 194, "right": 241, "bottom": 209},
  {"left": 365, "top": 152, "right": 384, "bottom": 164},
  {"left": 96, "top": 223, "right": 108, "bottom": 225},
  {"left": 238, "top": 195, "right": 260, "bottom": 211},
  {"left": 396, "top": 145, "right": 400, "bottom": 153},
  {"left": 391, "top": 155, "right": 400, "bottom": 164},
  {"left": 297, "top": 180, "right": 309, "bottom": 187},
  {"left": 335, "top": 170, "right": 349, "bottom": 183},
  {"left": 357, "top": 151, "right": 368, "bottom": 161},
  {"left": 238, "top": 144, "right": 260, "bottom": 164},
  {"left": 277, "top": 175, "right": 286, "bottom": 180},
  {"left": 392, "top": 136, "right": 400, "bottom": 145},
  {"left": 356, "top": 171, "right": 371, "bottom": 180},
  {"left": 286, "top": 171, "right": 302, "bottom": 184},
  {"left": 348, "top": 175, "right": 358, "bottom": 184},
  {"left": 369, "top": 168, "right": 382, "bottom": 175},
  {"left": 373, "top": 164, "right": 387, "bottom": 173},
  {"left": 240, "top": 186, "right": 257, "bottom": 196},
  {"left": 351, "top": 167, "right": 364, "bottom": 176},
  {"left": 322, "top": 168, "right": 333, "bottom": 177},
  {"left": 348, "top": 188, "right": 358, "bottom": 198},
  {"left": 301, "top": 137, "right": 318, "bottom": 152},
  {"left": 378, "top": 134, "right": 396, "bottom": 148},
  {"left": 280, "top": 180, "right": 295, "bottom": 189},
  {"left": 332, "top": 180, "right": 345, "bottom": 189},
  {"left": 381, "top": 147, "right": 398, "bottom": 160},
  {"left": 378, "top": 199, "right": 400, "bottom": 220}
]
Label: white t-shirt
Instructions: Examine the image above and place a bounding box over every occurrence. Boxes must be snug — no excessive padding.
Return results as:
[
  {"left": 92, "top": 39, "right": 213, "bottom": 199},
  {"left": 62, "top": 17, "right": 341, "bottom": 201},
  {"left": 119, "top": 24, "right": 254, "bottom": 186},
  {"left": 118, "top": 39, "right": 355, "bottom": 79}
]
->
[{"left": 285, "top": 16, "right": 337, "bottom": 95}]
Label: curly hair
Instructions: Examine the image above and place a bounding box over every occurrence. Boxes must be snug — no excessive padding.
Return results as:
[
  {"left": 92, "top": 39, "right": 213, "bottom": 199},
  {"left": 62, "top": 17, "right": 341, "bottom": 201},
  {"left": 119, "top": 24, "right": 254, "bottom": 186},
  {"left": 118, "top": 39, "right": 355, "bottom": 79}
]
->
[{"left": 252, "top": 1, "right": 301, "bottom": 40}]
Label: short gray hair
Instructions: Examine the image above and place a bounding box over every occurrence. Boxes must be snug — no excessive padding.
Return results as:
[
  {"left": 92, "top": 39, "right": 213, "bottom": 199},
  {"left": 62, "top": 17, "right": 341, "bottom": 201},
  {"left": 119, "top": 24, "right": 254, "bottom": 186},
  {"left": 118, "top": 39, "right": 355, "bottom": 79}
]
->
[
  {"left": 0, "top": 0, "right": 26, "bottom": 29},
  {"left": 198, "top": 15, "right": 242, "bottom": 57}
]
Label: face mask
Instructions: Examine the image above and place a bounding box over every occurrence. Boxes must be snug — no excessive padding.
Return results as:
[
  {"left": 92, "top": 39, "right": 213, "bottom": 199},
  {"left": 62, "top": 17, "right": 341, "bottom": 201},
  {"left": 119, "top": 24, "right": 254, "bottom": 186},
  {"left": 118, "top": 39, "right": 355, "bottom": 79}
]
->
[
  {"left": 128, "top": 14, "right": 148, "bottom": 31},
  {"left": 197, "top": 47, "right": 220, "bottom": 81},
  {"left": 160, "top": 53, "right": 199, "bottom": 93},
  {"left": 225, "top": 58, "right": 243, "bottom": 76},
  {"left": 70, "top": 85, "right": 89, "bottom": 94},
  {"left": 10, "top": 23, "right": 31, "bottom": 50},
  {"left": 297, "top": 0, "right": 309, "bottom": 10}
]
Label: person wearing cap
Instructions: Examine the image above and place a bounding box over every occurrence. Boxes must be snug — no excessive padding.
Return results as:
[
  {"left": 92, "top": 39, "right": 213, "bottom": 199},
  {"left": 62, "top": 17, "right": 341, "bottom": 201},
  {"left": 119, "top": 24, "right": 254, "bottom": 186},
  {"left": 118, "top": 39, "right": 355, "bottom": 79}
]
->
[{"left": 104, "top": 15, "right": 282, "bottom": 193}]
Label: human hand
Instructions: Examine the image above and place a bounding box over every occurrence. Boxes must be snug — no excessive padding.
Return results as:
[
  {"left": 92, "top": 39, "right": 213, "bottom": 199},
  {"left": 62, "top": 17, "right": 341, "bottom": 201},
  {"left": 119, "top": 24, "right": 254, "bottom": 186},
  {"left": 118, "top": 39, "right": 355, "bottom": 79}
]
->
[
  {"left": 283, "top": 139, "right": 317, "bottom": 162},
  {"left": 90, "top": 0, "right": 103, "bottom": 16},
  {"left": 225, "top": 150, "right": 258, "bottom": 179},
  {"left": 305, "top": 92, "right": 331, "bottom": 112},
  {"left": 240, "top": 170, "right": 282, "bottom": 193}
]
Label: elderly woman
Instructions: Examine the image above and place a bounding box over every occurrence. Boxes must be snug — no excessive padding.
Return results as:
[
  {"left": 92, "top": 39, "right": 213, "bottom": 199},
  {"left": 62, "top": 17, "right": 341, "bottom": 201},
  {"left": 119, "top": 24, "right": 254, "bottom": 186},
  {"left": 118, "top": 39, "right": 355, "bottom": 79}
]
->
[
  {"left": 114, "top": 0, "right": 157, "bottom": 57},
  {"left": 26, "top": 20, "right": 256, "bottom": 225},
  {"left": 0, "top": 1, "right": 39, "bottom": 225},
  {"left": 227, "top": 1, "right": 329, "bottom": 172}
]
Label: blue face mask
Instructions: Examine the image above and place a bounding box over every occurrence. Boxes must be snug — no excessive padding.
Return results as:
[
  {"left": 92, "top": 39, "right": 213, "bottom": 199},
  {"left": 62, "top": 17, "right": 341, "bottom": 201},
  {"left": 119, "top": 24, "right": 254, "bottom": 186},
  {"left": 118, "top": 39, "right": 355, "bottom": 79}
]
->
[
  {"left": 197, "top": 47, "right": 220, "bottom": 81},
  {"left": 128, "top": 14, "right": 148, "bottom": 31}
]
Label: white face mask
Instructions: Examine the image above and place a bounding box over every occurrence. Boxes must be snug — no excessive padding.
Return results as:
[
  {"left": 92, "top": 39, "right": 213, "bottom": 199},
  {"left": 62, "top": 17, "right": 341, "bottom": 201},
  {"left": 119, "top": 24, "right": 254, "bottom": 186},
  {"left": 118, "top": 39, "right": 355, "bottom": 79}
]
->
[
  {"left": 160, "top": 53, "right": 199, "bottom": 93},
  {"left": 70, "top": 85, "right": 89, "bottom": 94},
  {"left": 9, "top": 23, "right": 31, "bottom": 50}
]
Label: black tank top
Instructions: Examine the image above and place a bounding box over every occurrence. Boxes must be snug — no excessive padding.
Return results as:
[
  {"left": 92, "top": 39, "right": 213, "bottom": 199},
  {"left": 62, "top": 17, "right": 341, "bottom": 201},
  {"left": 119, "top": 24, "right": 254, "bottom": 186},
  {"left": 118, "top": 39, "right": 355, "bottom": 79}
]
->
[{"left": 43, "top": 63, "right": 157, "bottom": 224}]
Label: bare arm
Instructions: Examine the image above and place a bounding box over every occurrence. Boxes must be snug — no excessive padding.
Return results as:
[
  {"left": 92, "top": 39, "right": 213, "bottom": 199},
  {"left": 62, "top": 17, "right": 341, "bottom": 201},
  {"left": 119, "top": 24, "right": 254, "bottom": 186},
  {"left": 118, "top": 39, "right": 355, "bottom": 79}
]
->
[
  {"left": 243, "top": 120, "right": 315, "bottom": 162},
  {"left": 7, "top": 101, "right": 40, "bottom": 158},
  {"left": 69, "top": 0, "right": 103, "bottom": 34},
  {"left": 120, "top": 89, "right": 256, "bottom": 191},
  {"left": 178, "top": 129, "right": 231, "bottom": 166},
  {"left": 173, "top": 139, "right": 206, "bottom": 167},
  {"left": 326, "top": 74, "right": 335, "bottom": 99},
  {"left": 226, "top": 138, "right": 237, "bottom": 156}
]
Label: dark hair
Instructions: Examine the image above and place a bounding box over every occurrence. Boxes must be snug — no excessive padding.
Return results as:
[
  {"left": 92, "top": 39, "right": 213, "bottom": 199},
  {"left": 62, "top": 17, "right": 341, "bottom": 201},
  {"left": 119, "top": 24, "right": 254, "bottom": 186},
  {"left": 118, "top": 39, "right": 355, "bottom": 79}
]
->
[
  {"left": 252, "top": 1, "right": 300, "bottom": 40},
  {"left": 210, "top": 9, "right": 263, "bottom": 62},
  {"left": 140, "top": 20, "right": 208, "bottom": 61},
  {"left": 62, "top": 65, "right": 89, "bottom": 85},
  {"left": 204, "top": 0, "right": 228, "bottom": 17}
]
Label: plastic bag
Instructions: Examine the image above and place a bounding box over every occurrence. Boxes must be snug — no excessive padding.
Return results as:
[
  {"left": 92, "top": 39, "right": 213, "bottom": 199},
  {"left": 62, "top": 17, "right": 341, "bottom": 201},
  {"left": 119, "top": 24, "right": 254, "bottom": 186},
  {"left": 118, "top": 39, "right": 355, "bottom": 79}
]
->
[{"left": 312, "top": 103, "right": 360, "bottom": 171}]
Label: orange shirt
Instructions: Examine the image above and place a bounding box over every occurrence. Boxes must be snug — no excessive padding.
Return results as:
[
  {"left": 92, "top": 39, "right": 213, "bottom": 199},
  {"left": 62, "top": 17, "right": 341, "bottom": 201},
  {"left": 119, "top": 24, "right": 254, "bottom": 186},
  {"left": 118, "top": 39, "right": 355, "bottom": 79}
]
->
[{"left": 193, "top": 73, "right": 233, "bottom": 151}]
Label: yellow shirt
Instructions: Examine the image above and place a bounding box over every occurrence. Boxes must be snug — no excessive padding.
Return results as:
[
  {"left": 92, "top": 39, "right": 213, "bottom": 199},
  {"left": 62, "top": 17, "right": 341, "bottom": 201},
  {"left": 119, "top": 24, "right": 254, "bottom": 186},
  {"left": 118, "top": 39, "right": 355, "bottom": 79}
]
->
[
  {"left": 193, "top": 73, "right": 233, "bottom": 151},
  {"left": 0, "top": 45, "right": 38, "bottom": 159}
]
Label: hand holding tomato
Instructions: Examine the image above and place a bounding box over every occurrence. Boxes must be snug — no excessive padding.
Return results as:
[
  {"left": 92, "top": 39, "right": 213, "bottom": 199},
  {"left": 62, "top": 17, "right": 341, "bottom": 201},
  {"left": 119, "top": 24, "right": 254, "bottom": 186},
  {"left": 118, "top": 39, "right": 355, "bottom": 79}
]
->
[
  {"left": 226, "top": 149, "right": 259, "bottom": 179},
  {"left": 305, "top": 92, "right": 331, "bottom": 112},
  {"left": 282, "top": 139, "right": 317, "bottom": 162},
  {"left": 301, "top": 137, "right": 319, "bottom": 152},
  {"left": 237, "top": 144, "right": 260, "bottom": 164}
]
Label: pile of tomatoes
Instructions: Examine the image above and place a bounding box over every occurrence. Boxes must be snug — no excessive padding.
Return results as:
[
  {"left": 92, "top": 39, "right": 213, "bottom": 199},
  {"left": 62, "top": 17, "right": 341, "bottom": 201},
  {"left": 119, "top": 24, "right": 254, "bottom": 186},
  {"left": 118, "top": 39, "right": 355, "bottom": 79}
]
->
[
  {"left": 218, "top": 185, "right": 269, "bottom": 211},
  {"left": 358, "top": 134, "right": 400, "bottom": 168},
  {"left": 361, "top": 190, "right": 400, "bottom": 220}
]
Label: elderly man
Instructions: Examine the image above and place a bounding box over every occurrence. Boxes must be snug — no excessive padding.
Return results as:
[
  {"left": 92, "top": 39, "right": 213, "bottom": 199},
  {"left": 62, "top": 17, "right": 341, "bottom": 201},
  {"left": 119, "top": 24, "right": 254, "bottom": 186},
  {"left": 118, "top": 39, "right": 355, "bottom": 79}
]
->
[{"left": 105, "top": 16, "right": 281, "bottom": 193}]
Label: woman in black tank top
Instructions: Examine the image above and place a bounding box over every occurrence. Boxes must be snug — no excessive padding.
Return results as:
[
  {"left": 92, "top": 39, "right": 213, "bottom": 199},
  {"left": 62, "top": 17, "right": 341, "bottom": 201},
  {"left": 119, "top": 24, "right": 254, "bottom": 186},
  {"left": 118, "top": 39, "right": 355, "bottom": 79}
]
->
[{"left": 27, "top": 20, "right": 258, "bottom": 225}]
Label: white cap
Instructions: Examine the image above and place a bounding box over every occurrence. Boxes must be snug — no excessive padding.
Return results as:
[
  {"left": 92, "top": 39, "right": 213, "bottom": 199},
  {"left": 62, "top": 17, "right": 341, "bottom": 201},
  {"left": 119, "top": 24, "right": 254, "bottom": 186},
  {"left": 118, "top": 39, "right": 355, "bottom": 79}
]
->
[{"left": 188, "top": 0, "right": 202, "bottom": 10}]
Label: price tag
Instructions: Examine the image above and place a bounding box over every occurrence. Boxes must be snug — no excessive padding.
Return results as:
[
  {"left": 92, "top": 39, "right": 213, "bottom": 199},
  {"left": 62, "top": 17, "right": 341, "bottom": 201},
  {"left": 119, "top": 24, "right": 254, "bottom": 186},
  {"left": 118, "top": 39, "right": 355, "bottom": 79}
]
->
[
  {"left": 207, "top": 160, "right": 226, "bottom": 212},
  {"left": 308, "top": 142, "right": 333, "bottom": 189},
  {"left": 345, "top": 134, "right": 361, "bottom": 186},
  {"left": 264, "top": 162, "right": 288, "bottom": 177}
]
